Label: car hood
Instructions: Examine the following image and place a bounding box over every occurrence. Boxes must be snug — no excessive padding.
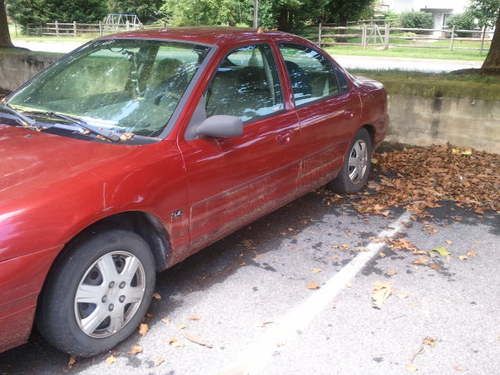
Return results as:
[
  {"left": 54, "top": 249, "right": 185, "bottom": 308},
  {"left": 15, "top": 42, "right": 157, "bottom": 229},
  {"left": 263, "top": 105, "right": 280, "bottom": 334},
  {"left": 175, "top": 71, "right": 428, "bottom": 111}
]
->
[{"left": 0, "top": 125, "right": 138, "bottom": 197}]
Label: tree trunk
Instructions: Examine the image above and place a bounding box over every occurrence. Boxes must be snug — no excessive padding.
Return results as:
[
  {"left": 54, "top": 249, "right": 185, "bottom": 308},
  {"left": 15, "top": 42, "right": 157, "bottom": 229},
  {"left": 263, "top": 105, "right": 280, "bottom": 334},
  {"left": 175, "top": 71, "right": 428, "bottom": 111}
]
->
[
  {"left": 481, "top": 15, "right": 500, "bottom": 71},
  {"left": 0, "top": 0, "right": 13, "bottom": 47}
]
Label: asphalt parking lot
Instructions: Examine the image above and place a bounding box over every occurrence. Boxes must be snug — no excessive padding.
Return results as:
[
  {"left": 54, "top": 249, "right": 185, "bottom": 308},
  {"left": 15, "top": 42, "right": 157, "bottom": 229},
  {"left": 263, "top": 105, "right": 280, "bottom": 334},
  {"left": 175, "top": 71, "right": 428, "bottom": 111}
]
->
[{"left": 0, "top": 190, "right": 498, "bottom": 375}]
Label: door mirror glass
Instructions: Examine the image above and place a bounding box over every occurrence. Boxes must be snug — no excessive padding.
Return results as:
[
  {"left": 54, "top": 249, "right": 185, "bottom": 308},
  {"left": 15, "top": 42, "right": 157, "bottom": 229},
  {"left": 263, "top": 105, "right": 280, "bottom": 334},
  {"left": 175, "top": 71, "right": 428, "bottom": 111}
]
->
[{"left": 196, "top": 115, "right": 243, "bottom": 138}]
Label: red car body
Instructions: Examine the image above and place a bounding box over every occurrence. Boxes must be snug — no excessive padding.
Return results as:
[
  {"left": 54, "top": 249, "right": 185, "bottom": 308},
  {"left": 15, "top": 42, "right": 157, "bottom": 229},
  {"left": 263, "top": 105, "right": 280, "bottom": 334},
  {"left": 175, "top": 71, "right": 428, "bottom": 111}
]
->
[{"left": 0, "top": 28, "right": 387, "bottom": 353}]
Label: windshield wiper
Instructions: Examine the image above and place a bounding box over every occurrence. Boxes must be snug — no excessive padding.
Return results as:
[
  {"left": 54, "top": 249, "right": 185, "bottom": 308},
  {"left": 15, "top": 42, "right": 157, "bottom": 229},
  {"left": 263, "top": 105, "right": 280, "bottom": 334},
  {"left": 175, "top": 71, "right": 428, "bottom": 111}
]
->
[
  {"left": 30, "top": 111, "right": 121, "bottom": 142},
  {"left": 0, "top": 103, "right": 37, "bottom": 128}
]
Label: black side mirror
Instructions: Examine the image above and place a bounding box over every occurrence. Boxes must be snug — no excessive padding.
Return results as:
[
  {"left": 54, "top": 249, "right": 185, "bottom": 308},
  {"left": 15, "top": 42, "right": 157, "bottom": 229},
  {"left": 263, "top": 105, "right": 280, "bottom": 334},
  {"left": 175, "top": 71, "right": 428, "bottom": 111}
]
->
[{"left": 196, "top": 115, "right": 243, "bottom": 138}]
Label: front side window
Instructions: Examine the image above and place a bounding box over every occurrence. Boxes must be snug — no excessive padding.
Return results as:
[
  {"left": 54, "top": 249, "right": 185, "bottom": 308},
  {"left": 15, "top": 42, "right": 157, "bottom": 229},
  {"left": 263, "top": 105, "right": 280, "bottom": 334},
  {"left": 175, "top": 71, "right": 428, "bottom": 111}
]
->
[
  {"left": 279, "top": 43, "right": 341, "bottom": 106},
  {"left": 8, "top": 39, "right": 210, "bottom": 138},
  {"left": 206, "top": 44, "right": 284, "bottom": 122}
]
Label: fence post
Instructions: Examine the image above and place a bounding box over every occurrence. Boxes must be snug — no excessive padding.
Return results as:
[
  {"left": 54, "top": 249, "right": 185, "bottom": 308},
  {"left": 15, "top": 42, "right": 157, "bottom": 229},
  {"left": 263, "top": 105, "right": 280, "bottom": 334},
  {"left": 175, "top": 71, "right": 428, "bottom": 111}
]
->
[
  {"left": 480, "top": 25, "right": 486, "bottom": 55},
  {"left": 126, "top": 20, "right": 130, "bottom": 31},
  {"left": 318, "top": 23, "right": 322, "bottom": 47},
  {"left": 449, "top": 25, "right": 455, "bottom": 51},
  {"left": 362, "top": 24, "right": 368, "bottom": 49},
  {"left": 73, "top": 21, "right": 77, "bottom": 37},
  {"left": 55, "top": 20, "right": 59, "bottom": 37},
  {"left": 99, "top": 21, "right": 103, "bottom": 36},
  {"left": 384, "top": 23, "right": 390, "bottom": 50}
]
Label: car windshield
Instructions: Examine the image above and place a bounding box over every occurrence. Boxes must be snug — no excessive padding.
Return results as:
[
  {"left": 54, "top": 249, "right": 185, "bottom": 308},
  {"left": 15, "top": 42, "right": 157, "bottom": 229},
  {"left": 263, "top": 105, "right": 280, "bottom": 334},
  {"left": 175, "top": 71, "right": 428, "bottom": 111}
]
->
[{"left": 7, "top": 39, "right": 211, "bottom": 138}]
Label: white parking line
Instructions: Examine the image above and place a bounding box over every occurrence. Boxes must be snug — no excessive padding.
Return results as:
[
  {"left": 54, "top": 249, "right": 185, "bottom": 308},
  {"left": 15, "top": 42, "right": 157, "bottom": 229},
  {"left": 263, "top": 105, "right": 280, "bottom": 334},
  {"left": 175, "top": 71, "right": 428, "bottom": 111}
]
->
[{"left": 220, "top": 211, "right": 411, "bottom": 375}]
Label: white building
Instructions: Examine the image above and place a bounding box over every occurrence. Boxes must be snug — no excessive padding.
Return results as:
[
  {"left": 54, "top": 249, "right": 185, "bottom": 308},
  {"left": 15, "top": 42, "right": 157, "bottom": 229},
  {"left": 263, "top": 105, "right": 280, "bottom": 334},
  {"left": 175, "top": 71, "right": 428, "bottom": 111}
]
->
[{"left": 382, "top": 0, "right": 470, "bottom": 30}]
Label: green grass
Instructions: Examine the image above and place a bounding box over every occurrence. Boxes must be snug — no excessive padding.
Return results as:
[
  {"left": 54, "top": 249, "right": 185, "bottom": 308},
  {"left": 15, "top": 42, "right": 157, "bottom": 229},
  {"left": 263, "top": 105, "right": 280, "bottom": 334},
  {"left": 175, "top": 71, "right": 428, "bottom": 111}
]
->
[
  {"left": 325, "top": 45, "right": 487, "bottom": 61},
  {"left": 350, "top": 69, "right": 500, "bottom": 101}
]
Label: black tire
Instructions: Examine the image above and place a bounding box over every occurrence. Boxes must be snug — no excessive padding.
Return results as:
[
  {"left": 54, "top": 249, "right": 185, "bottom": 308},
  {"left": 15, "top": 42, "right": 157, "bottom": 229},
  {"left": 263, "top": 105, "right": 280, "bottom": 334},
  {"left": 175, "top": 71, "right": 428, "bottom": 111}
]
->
[
  {"left": 37, "top": 230, "right": 156, "bottom": 357},
  {"left": 329, "top": 128, "right": 372, "bottom": 193}
]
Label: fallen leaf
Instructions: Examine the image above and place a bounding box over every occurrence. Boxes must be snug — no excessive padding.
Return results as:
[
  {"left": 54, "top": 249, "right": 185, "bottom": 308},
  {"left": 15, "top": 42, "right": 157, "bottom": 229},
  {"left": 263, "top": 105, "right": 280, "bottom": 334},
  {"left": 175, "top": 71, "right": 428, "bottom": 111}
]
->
[
  {"left": 128, "top": 345, "right": 143, "bottom": 355},
  {"left": 154, "top": 358, "right": 165, "bottom": 367},
  {"left": 188, "top": 315, "right": 201, "bottom": 321},
  {"left": 152, "top": 292, "right": 162, "bottom": 300},
  {"left": 372, "top": 281, "right": 392, "bottom": 309},
  {"left": 183, "top": 333, "right": 213, "bottom": 348},
  {"left": 413, "top": 256, "right": 429, "bottom": 266},
  {"left": 458, "top": 255, "right": 468, "bottom": 261},
  {"left": 177, "top": 324, "right": 187, "bottom": 330},
  {"left": 119, "top": 132, "right": 134, "bottom": 142},
  {"left": 385, "top": 268, "right": 398, "bottom": 277},
  {"left": 259, "top": 321, "right": 273, "bottom": 327},
  {"left": 106, "top": 355, "right": 117, "bottom": 365},
  {"left": 67, "top": 356, "right": 77, "bottom": 369},
  {"left": 161, "top": 317, "right": 170, "bottom": 325},
  {"left": 139, "top": 323, "right": 149, "bottom": 336},
  {"left": 466, "top": 249, "right": 477, "bottom": 258},
  {"left": 430, "top": 246, "right": 450, "bottom": 257},
  {"left": 430, "top": 263, "right": 442, "bottom": 270},
  {"left": 311, "top": 268, "right": 322, "bottom": 273},
  {"left": 307, "top": 281, "right": 320, "bottom": 290},
  {"left": 406, "top": 363, "right": 418, "bottom": 372},
  {"left": 423, "top": 336, "right": 437, "bottom": 347}
]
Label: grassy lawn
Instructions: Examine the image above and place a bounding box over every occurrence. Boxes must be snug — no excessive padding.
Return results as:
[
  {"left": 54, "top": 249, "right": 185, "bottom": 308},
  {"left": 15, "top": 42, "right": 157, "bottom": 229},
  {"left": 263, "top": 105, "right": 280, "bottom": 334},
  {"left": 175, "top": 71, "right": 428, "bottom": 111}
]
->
[
  {"left": 350, "top": 69, "right": 500, "bottom": 101},
  {"left": 325, "top": 45, "right": 487, "bottom": 61}
]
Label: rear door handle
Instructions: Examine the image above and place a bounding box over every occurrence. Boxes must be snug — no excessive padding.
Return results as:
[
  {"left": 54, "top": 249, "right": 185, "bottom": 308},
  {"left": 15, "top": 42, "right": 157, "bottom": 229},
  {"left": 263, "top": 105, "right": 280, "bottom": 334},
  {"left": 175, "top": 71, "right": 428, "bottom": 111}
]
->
[{"left": 276, "top": 133, "right": 292, "bottom": 145}]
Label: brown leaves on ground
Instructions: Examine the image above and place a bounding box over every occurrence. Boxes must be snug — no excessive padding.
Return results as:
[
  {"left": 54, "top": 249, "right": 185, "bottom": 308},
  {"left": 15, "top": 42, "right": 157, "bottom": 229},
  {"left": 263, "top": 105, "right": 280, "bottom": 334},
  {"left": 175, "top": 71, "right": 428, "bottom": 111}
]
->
[
  {"left": 128, "top": 344, "right": 143, "bottom": 355},
  {"left": 371, "top": 281, "right": 392, "bottom": 309},
  {"left": 138, "top": 323, "right": 149, "bottom": 336},
  {"left": 183, "top": 333, "right": 213, "bottom": 348},
  {"left": 306, "top": 281, "right": 320, "bottom": 290},
  {"left": 327, "top": 144, "right": 499, "bottom": 217}
]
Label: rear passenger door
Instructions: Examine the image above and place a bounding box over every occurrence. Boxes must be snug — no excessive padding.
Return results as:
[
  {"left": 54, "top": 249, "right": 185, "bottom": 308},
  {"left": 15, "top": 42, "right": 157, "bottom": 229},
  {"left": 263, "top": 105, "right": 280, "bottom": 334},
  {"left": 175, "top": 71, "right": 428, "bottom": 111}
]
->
[
  {"left": 278, "top": 43, "right": 361, "bottom": 192},
  {"left": 180, "top": 43, "right": 301, "bottom": 252}
]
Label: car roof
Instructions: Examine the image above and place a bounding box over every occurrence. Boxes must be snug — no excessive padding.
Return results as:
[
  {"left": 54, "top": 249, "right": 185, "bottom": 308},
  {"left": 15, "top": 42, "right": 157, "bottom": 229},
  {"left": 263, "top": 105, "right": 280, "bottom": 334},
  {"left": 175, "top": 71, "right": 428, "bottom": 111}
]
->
[{"left": 104, "top": 27, "right": 309, "bottom": 48}]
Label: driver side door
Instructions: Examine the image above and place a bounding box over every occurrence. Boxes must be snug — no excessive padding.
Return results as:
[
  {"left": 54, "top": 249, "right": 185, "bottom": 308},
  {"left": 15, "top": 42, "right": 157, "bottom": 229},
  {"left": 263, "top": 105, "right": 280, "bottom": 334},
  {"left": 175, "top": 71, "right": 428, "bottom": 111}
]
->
[{"left": 178, "top": 42, "right": 301, "bottom": 258}]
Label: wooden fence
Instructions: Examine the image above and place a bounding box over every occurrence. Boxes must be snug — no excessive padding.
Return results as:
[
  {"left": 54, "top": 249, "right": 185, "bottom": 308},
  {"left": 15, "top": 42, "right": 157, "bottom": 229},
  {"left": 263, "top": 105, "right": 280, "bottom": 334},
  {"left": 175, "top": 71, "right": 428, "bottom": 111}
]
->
[
  {"left": 25, "top": 21, "right": 155, "bottom": 37},
  {"left": 318, "top": 23, "right": 494, "bottom": 53}
]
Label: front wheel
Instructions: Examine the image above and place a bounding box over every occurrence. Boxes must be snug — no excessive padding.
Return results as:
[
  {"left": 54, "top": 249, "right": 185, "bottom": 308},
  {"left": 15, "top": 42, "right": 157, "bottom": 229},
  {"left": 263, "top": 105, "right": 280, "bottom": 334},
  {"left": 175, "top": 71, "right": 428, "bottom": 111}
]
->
[
  {"left": 37, "top": 230, "right": 156, "bottom": 357},
  {"left": 329, "top": 128, "right": 372, "bottom": 193}
]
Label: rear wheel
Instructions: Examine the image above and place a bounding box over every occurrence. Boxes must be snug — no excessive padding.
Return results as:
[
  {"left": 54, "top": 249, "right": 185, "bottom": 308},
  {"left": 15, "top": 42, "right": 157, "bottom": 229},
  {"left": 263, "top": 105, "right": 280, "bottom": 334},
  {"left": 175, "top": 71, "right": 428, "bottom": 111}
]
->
[
  {"left": 37, "top": 230, "right": 156, "bottom": 357},
  {"left": 330, "top": 128, "right": 372, "bottom": 193}
]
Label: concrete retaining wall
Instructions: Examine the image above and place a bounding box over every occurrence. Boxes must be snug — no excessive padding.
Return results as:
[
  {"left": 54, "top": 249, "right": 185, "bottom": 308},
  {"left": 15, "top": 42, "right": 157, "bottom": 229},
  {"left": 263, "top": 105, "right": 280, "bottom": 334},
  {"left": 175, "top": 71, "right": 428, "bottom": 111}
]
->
[
  {"left": 387, "top": 95, "right": 500, "bottom": 154},
  {"left": 0, "top": 51, "right": 60, "bottom": 91},
  {"left": 0, "top": 51, "right": 498, "bottom": 153}
]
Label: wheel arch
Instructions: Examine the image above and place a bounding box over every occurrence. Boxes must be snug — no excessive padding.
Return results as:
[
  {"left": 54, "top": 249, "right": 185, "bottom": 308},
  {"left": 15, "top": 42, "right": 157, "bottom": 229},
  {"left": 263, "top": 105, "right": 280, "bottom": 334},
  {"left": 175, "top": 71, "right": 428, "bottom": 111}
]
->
[
  {"left": 360, "top": 124, "right": 376, "bottom": 146},
  {"left": 45, "top": 211, "right": 172, "bottom": 283}
]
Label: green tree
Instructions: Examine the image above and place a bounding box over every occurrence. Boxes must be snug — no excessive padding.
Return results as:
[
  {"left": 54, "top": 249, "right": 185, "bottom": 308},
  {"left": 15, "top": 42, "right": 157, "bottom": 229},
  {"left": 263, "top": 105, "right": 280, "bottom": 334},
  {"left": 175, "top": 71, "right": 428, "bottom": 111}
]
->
[
  {"left": 447, "top": 10, "right": 477, "bottom": 36},
  {"left": 400, "top": 11, "right": 433, "bottom": 29},
  {"left": 321, "top": 0, "right": 374, "bottom": 26},
  {"left": 7, "top": 0, "right": 108, "bottom": 28},
  {"left": 469, "top": 0, "right": 500, "bottom": 70},
  {"left": 161, "top": 0, "right": 252, "bottom": 27},
  {"left": 108, "top": 0, "right": 163, "bottom": 23},
  {"left": 1, "top": 0, "right": 12, "bottom": 47}
]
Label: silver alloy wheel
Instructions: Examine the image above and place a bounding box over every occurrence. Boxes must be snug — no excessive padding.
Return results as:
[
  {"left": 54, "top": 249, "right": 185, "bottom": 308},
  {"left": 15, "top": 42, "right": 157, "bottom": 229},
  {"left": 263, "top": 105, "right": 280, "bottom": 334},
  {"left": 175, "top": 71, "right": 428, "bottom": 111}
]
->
[
  {"left": 74, "top": 251, "right": 146, "bottom": 338},
  {"left": 348, "top": 139, "right": 368, "bottom": 184}
]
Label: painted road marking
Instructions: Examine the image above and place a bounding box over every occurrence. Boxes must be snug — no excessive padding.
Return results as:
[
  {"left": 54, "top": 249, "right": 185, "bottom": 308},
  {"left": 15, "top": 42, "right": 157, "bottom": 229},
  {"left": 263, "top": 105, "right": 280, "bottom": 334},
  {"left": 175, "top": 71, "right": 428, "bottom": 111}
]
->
[{"left": 220, "top": 211, "right": 411, "bottom": 375}]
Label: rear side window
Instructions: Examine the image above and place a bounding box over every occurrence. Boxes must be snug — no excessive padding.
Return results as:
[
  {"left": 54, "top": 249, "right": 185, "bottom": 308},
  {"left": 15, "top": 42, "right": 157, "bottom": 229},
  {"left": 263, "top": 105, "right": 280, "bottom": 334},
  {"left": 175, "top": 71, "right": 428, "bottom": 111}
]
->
[
  {"left": 206, "top": 44, "right": 284, "bottom": 122},
  {"left": 279, "top": 43, "right": 341, "bottom": 106}
]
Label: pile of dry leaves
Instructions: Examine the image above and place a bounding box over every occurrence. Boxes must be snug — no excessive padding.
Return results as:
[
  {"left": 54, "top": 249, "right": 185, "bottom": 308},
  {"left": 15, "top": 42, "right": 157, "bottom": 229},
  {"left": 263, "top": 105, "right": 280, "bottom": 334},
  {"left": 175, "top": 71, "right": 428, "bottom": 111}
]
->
[{"left": 324, "top": 144, "right": 500, "bottom": 217}]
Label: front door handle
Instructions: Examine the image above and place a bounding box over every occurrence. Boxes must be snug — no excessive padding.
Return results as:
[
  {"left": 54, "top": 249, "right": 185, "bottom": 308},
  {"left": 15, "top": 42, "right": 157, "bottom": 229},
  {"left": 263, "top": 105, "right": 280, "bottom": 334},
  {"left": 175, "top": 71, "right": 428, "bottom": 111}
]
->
[{"left": 276, "top": 133, "right": 292, "bottom": 145}]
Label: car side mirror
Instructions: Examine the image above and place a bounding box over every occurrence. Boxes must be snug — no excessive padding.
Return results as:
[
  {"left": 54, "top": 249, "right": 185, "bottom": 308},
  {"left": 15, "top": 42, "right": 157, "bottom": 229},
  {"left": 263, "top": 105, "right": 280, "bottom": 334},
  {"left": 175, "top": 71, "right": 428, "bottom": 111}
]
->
[{"left": 196, "top": 115, "right": 243, "bottom": 139}]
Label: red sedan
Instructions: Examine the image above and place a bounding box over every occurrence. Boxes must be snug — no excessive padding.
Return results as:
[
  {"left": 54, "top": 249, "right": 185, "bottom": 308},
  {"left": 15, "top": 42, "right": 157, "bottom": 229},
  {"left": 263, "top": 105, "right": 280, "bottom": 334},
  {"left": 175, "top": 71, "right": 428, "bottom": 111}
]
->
[{"left": 0, "top": 28, "right": 387, "bottom": 356}]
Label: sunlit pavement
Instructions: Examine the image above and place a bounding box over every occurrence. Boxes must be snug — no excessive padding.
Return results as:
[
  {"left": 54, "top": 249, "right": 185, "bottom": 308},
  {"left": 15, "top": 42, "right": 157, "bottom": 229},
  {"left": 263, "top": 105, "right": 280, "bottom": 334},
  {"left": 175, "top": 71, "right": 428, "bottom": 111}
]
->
[
  {"left": 0, "top": 190, "right": 498, "bottom": 375},
  {"left": 14, "top": 40, "right": 482, "bottom": 73}
]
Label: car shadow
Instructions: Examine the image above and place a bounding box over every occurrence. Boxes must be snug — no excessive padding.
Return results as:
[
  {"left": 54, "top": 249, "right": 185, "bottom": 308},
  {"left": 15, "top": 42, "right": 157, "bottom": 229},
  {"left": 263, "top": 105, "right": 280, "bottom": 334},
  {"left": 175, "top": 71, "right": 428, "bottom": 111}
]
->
[{"left": 0, "top": 189, "right": 366, "bottom": 374}]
